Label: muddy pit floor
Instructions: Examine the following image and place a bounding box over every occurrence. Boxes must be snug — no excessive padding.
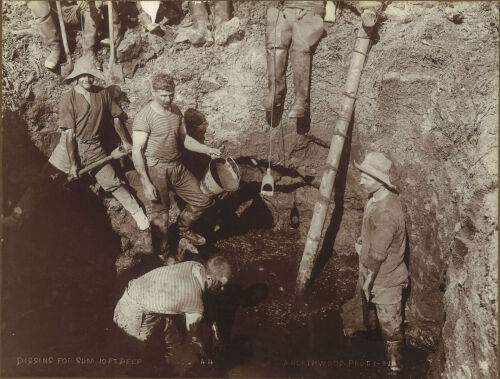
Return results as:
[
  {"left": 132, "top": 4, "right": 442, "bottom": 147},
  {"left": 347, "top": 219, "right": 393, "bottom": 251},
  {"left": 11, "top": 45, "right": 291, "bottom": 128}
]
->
[{"left": 2, "top": 194, "right": 429, "bottom": 379}]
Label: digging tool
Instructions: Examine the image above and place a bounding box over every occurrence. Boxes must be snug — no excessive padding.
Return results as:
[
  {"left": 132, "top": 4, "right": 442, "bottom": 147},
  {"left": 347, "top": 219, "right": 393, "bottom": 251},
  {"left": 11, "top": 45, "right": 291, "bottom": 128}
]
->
[
  {"left": 106, "top": 1, "right": 124, "bottom": 85},
  {"left": 295, "top": 18, "right": 378, "bottom": 297},
  {"left": 75, "top": 146, "right": 130, "bottom": 178},
  {"left": 55, "top": 1, "right": 74, "bottom": 77}
]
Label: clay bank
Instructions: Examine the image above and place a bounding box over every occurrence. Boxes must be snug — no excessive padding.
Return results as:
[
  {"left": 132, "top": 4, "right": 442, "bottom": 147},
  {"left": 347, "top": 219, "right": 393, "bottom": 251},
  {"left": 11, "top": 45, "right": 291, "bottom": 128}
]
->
[{"left": 1, "top": 1, "right": 498, "bottom": 378}]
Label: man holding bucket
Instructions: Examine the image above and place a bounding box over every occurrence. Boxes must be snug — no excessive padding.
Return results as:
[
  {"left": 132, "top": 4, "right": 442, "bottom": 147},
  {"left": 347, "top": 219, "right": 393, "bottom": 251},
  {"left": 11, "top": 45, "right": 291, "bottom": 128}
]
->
[{"left": 132, "top": 73, "right": 221, "bottom": 252}]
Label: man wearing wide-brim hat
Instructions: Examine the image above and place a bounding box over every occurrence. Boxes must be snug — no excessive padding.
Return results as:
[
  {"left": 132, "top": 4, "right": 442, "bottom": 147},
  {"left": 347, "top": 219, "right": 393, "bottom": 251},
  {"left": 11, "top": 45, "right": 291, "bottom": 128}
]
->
[
  {"left": 51, "top": 55, "right": 153, "bottom": 256},
  {"left": 353, "top": 152, "right": 409, "bottom": 374}
]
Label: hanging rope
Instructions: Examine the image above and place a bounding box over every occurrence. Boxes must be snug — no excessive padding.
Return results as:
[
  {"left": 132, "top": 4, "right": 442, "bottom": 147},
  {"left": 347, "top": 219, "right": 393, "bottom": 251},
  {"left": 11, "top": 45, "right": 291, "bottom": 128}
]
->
[{"left": 266, "top": 8, "right": 281, "bottom": 172}]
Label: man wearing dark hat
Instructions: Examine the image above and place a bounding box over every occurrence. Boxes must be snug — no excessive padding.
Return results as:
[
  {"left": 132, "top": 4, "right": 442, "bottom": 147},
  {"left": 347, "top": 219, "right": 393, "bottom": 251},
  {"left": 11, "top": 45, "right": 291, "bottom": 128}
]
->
[
  {"left": 354, "top": 152, "right": 409, "bottom": 374},
  {"left": 113, "top": 256, "right": 231, "bottom": 363},
  {"left": 53, "top": 55, "right": 152, "bottom": 252},
  {"left": 132, "top": 73, "right": 221, "bottom": 252}
]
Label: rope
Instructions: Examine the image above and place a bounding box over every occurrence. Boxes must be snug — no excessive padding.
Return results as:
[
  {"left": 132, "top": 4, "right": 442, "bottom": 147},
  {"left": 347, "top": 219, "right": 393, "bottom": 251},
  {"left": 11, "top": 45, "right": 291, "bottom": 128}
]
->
[{"left": 267, "top": 8, "right": 281, "bottom": 172}]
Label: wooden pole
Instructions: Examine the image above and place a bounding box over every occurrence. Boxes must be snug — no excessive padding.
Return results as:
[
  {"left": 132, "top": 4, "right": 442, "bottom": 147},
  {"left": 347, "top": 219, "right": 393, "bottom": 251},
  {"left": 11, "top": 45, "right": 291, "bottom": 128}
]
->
[{"left": 295, "top": 24, "right": 375, "bottom": 297}]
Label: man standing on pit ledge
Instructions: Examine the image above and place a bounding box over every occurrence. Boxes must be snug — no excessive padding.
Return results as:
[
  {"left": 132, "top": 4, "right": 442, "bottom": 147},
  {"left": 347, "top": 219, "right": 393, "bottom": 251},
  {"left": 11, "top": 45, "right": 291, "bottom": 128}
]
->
[
  {"left": 132, "top": 73, "right": 221, "bottom": 256},
  {"left": 53, "top": 55, "right": 152, "bottom": 254},
  {"left": 355, "top": 152, "right": 409, "bottom": 374}
]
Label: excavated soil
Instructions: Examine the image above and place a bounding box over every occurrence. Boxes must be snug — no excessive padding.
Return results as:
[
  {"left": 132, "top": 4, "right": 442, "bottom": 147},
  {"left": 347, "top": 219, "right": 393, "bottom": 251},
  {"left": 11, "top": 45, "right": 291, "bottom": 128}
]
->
[{"left": 2, "top": 1, "right": 498, "bottom": 378}]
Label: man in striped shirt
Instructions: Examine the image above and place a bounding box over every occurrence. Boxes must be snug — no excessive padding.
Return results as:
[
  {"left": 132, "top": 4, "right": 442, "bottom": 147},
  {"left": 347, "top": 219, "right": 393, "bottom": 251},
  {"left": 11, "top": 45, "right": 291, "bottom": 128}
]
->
[
  {"left": 113, "top": 256, "right": 230, "bottom": 362},
  {"left": 132, "top": 73, "right": 221, "bottom": 252}
]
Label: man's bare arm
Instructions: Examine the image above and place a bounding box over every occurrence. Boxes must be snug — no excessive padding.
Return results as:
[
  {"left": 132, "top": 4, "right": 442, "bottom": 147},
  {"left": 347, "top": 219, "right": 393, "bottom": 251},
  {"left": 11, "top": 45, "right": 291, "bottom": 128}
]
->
[
  {"left": 64, "top": 128, "right": 79, "bottom": 178},
  {"left": 184, "top": 135, "right": 221, "bottom": 157},
  {"left": 132, "top": 131, "right": 158, "bottom": 200},
  {"left": 113, "top": 118, "right": 132, "bottom": 151}
]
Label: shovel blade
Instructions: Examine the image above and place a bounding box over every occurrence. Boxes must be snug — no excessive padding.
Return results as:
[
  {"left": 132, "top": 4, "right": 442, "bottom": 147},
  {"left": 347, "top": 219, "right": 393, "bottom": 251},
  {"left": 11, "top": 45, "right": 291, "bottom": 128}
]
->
[{"left": 107, "top": 62, "right": 124, "bottom": 85}]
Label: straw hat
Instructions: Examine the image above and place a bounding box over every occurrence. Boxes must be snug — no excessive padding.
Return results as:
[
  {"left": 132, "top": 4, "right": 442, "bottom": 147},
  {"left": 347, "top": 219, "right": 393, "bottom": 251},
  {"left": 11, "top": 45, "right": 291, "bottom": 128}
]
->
[
  {"left": 354, "top": 152, "right": 397, "bottom": 190},
  {"left": 64, "top": 55, "right": 105, "bottom": 83}
]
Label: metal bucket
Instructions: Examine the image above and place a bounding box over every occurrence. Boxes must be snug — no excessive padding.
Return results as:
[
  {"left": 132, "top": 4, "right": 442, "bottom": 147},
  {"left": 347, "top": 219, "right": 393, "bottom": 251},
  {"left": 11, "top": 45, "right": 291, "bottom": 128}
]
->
[{"left": 200, "top": 157, "right": 240, "bottom": 196}]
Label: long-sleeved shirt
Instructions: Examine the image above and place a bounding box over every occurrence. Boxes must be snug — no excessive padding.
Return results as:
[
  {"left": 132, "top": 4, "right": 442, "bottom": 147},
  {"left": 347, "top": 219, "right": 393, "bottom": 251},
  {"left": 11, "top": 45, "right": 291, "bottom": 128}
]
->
[{"left": 360, "top": 191, "right": 409, "bottom": 288}]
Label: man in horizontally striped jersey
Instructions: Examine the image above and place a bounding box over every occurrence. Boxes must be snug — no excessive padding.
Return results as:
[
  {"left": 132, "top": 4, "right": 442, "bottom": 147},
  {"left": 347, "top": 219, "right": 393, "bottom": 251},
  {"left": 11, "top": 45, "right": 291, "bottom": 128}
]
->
[
  {"left": 113, "top": 256, "right": 230, "bottom": 363},
  {"left": 132, "top": 73, "right": 221, "bottom": 254}
]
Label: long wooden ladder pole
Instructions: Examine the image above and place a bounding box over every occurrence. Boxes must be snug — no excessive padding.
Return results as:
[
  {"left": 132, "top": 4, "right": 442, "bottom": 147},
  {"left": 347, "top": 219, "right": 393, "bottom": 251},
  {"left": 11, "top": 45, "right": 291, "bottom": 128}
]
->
[{"left": 295, "top": 24, "right": 375, "bottom": 297}]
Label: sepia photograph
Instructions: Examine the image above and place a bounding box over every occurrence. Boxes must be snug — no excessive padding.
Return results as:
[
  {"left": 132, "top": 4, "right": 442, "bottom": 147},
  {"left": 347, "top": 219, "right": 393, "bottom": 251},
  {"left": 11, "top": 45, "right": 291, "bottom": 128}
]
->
[{"left": 1, "top": 1, "right": 498, "bottom": 378}]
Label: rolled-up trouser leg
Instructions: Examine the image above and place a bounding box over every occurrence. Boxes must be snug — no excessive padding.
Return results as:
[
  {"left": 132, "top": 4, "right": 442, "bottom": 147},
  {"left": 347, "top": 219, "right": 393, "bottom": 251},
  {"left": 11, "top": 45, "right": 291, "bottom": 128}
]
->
[
  {"left": 262, "top": 7, "right": 292, "bottom": 110},
  {"left": 289, "top": 9, "right": 324, "bottom": 118},
  {"left": 28, "top": 1, "right": 61, "bottom": 69},
  {"left": 213, "top": 1, "right": 231, "bottom": 25}
]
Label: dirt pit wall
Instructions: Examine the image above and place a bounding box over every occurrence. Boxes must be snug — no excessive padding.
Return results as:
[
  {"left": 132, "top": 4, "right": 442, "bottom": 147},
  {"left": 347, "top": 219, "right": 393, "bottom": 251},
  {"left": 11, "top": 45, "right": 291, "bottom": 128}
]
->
[{"left": 2, "top": 1, "right": 498, "bottom": 377}]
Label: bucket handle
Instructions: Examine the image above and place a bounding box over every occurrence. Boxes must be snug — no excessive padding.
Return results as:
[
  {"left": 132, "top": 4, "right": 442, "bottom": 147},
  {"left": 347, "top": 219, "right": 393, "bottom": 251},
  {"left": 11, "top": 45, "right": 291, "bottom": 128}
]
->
[{"left": 226, "top": 156, "right": 241, "bottom": 185}]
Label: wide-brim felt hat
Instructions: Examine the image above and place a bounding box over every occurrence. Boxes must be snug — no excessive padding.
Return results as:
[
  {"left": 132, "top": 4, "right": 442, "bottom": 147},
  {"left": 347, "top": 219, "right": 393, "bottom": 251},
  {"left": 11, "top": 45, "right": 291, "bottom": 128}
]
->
[
  {"left": 354, "top": 152, "right": 397, "bottom": 190},
  {"left": 64, "top": 56, "right": 105, "bottom": 83}
]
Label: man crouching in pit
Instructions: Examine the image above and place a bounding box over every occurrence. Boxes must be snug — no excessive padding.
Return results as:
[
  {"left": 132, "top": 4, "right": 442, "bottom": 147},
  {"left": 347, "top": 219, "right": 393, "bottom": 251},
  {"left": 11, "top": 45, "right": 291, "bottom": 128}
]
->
[
  {"left": 132, "top": 73, "right": 221, "bottom": 262},
  {"left": 113, "top": 257, "right": 230, "bottom": 369}
]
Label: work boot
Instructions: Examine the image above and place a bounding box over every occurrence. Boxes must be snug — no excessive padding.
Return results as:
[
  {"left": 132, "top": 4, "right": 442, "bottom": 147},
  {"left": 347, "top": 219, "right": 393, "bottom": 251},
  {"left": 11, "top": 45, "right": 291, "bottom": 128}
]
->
[
  {"left": 178, "top": 204, "right": 207, "bottom": 245},
  {"left": 261, "top": 48, "right": 288, "bottom": 111},
  {"left": 179, "top": 230, "right": 206, "bottom": 246},
  {"left": 384, "top": 340, "right": 403, "bottom": 374},
  {"left": 177, "top": 237, "right": 199, "bottom": 261},
  {"left": 289, "top": 50, "right": 312, "bottom": 118},
  {"left": 38, "top": 17, "right": 61, "bottom": 69},
  {"left": 213, "top": 1, "right": 231, "bottom": 25},
  {"left": 188, "top": 1, "right": 213, "bottom": 46}
]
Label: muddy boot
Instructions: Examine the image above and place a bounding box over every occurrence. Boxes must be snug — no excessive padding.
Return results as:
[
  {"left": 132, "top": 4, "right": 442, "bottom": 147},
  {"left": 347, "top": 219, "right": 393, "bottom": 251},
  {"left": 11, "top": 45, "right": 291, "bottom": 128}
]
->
[
  {"left": 179, "top": 230, "right": 206, "bottom": 246},
  {"left": 385, "top": 340, "right": 403, "bottom": 374},
  {"left": 38, "top": 16, "right": 61, "bottom": 69},
  {"left": 178, "top": 204, "right": 206, "bottom": 245},
  {"left": 188, "top": 1, "right": 213, "bottom": 46},
  {"left": 289, "top": 50, "right": 312, "bottom": 118},
  {"left": 261, "top": 48, "right": 288, "bottom": 111},
  {"left": 177, "top": 237, "right": 199, "bottom": 261}
]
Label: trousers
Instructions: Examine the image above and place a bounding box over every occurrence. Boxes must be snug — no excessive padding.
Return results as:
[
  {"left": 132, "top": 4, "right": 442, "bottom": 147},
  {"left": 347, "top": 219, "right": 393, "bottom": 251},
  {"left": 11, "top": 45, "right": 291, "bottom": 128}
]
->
[{"left": 27, "top": 0, "right": 101, "bottom": 51}]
